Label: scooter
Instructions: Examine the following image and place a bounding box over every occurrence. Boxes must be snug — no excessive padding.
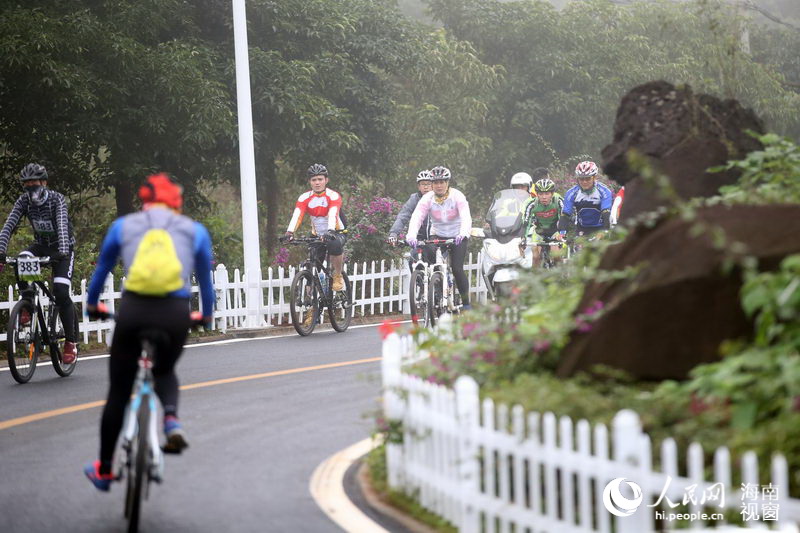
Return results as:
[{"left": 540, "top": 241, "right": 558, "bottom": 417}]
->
[{"left": 475, "top": 189, "right": 533, "bottom": 300}]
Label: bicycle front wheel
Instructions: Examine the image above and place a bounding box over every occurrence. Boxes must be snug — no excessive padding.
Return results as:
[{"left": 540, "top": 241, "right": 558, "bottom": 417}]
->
[
  {"left": 290, "top": 270, "right": 319, "bottom": 336},
  {"left": 409, "top": 269, "right": 429, "bottom": 327},
  {"left": 7, "top": 299, "right": 40, "bottom": 384},
  {"left": 427, "top": 271, "right": 445, "bottom": 327},
  {"left": 328, "top": 272, "right": 353, "bottom": 333},
  {"left": 48, "top": 303, "right": 78, "bottom": 377},
  {"left": 125, "top": 400, "right": 149, "bottom": 533}
]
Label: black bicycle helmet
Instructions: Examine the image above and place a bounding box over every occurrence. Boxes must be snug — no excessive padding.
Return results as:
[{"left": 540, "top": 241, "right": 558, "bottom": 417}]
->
[
  {"left": 307, "top": 163, "right": 328, "bottom": 177},
  {"left": 20, "top": 163, "right": 48, "bottom": 183}
]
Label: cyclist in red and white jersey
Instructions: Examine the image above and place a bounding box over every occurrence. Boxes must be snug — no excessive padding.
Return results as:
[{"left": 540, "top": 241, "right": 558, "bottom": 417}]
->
[{"left": 284, "top": 164, "right": 347, "bottom": 292}]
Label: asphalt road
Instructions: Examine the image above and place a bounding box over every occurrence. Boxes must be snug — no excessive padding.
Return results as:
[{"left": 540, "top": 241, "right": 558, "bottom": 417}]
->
[{"left": 0, "top": 323, "right": 384, "bottom": 533}]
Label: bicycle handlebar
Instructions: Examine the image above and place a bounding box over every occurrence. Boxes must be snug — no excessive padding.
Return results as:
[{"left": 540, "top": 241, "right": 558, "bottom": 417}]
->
[
  {"left": 280, "top": 232, "right": 345, "bottom": 245},
  {"left": 416, "top": 239, "right": 455, "bottom": 246},
  {"left": 5, "top": 256, "right": 54, "bottom": 265},
  {"left": 281, "top": 236, "right": 323, "bottom": 245},
  {"left": 87, "top": 304, "right": 208, "bottom": 328}
]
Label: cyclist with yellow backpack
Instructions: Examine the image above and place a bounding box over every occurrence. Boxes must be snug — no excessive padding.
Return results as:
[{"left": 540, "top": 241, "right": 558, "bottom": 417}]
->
[{"left": 83, "top": 173, "right": 214, "bottom": 491}]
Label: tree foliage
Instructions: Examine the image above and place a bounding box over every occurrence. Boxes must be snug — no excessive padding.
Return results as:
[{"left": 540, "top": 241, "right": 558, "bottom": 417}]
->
[
  {"left": 425, "top": 0, "right": 800, "bottom": 193},
  {"left": 0, "top": 2, "right": 235, "bottom": 214}
]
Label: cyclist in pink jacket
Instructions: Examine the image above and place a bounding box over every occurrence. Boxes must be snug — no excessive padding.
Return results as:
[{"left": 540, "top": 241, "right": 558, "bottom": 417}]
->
[{"left": 407, "top": 165, "right": 473, "bottom": 309}]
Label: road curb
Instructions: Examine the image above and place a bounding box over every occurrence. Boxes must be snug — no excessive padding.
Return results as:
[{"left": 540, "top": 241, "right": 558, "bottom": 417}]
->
[
  {"left": 311, "top": 438, "right": 442, "bottom": 533},
  {"left": 310, "top": 438, "right": 390, "bottom": 532},
  {"left": 354, "top": 460, "right": 440, "bottom": 533}
]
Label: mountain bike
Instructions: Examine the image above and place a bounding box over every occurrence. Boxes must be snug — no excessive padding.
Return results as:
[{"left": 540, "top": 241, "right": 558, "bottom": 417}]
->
[
  {"left": 567, "top": 229, "right": 605, "bottom": 258},
  {"left": 537, "top": 241, "right": 569, "bottom": 269},
  {"left": 406, "top": 245, "right": 430, "bottom": 326},
  {"left": 282, "top": 235, "right": 354, "bottom": 336},
  {"left": 5, "top": 255, "right": 79, "bottom": 384},
  {"left": 417, "top": 239, "right": 461, "bottom": 327},
  {"left": 90, "top": 307, "right": 205, "bottom": 533}
]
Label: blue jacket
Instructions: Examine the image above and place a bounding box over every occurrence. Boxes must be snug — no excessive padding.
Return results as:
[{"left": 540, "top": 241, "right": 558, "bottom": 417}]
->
[{"left": 560, "top": 182, "right": 614, "bottom": 229}]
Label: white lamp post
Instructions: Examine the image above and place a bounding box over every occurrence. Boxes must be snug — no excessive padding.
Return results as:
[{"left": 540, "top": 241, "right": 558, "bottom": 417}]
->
[{"left": 232, "top": 0, "right": 264, "bottom": 327}]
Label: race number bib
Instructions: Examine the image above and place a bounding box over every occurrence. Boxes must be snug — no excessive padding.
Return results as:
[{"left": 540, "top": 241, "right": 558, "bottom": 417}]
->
[
  {"left": 32, "top": 219, "right": 55, "bottom": 233},
  {"left": 17, "top": 257, "right": 43, "bottom": 282}
]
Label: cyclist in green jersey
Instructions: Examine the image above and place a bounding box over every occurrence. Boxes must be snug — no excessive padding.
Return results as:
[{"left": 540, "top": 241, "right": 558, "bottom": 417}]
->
[{"left": 522, "top": 177, "right": 564, "bottom": 268}]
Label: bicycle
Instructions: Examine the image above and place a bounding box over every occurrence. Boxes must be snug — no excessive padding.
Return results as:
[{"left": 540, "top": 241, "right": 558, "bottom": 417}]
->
[
  {"left": 5, "top": 255, "right": 79, "bottom": 384},
  {"left": 406, "top": 244, "right": 430, "bottom": 327},
  {"left": 282, "top": 235, "right": 354, "bottom": 336},
  {"left": 537, "top": 240, "right": 569, "bottom": 269},
  {"left": 566, "top": 229, "right": 605, "bottom": 257},
  {"left": 416, "top": 239, "right": 461, "bottom": 327},
  {"left": 90, "top": 306, "right": 205, "bottom": 533}
]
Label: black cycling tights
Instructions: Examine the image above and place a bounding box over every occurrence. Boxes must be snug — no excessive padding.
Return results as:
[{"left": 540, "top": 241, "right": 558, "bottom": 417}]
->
[
  {"left": 422, "top": 236, "right": 470, "bottom": 306},
  {"left": 98, "top": 293, "right": 191, "bottom": 474}
]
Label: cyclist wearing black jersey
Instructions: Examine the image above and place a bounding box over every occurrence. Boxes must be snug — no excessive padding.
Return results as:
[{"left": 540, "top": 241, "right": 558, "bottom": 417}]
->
[{"left": 0, "top": 163, "right": 78, "bottom": 363}]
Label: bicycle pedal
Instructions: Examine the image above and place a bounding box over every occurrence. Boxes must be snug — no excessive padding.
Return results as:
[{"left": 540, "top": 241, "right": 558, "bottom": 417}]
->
[{"left": 161, "top": 444, "right": 184, "bottom": 455}]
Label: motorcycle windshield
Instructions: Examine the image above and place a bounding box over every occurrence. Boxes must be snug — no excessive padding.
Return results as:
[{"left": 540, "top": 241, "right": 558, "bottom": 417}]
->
[{"left": 486, "top": 189, "right": 529, "bottom": 238}]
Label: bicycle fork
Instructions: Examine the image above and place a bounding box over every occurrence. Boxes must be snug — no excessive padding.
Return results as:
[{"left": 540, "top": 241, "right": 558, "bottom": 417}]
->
[{"left": 120, "top": 375, "right": 164, "bottom": 485}]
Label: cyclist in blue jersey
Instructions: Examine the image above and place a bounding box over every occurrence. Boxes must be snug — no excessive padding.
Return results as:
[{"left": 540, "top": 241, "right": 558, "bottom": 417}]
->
[
  {"left": 83, "top": 173, "right": 214, "bottom": 491},
  {"left": 556, "top": 161, "right": 613, "bottom": 241}
]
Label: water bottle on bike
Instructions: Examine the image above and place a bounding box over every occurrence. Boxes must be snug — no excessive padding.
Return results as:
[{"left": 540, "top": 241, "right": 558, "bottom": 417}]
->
[{"left": 318, "top": 270, "right": 329, "bottom": 296}]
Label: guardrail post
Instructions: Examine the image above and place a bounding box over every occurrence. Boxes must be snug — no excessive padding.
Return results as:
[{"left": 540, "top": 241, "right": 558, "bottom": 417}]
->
[
  {"left": 612, "top": 410, "right": 649, "bottom": 533},
  {"left": 382, "top": 332, "right": 404, "bottom": 489},
  {"left": 399, "top": 255, "right": 410, "bottom": 315},
  {"left": 214, "top": 264, "right": 228, "bottom": 333},
  {"left": 455, "top": 375, "right": 480, "bottom": 533}
]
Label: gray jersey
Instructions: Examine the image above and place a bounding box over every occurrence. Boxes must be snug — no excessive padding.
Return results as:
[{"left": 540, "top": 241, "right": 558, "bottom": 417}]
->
[
  {"left": 119, "top": 208, "right": 199, "bottom": 294},
  {"left": 390, "top": 193, "right": 430, "bottom": 239},
  {"left": 0, "top": 190, "right": 74, "bottom": 255}
]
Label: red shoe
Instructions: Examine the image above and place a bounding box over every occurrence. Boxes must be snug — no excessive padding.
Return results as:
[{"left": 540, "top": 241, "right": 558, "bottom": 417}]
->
[
  {"left": 19, "top": 309, "right": 31, "bottom": 326},
  {"left": 63, "top": 342, "right": 77, "bottom": 365}
]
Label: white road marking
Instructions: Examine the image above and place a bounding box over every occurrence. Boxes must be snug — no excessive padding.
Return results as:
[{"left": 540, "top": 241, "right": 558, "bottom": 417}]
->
[{"left": 0, "top": 320, "right": 409, "bottom": 372}]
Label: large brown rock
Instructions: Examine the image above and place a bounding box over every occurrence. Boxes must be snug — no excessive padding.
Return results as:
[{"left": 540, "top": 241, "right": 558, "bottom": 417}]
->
[
  {"left": 557, "top": 204, "right": 800, "bottom": 381},
  {"left": 601, "top": 81, "right": 764, "bottom": 221}
]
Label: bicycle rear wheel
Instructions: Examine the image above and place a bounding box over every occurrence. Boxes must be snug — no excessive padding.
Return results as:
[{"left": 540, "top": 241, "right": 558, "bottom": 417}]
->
[
  {"left": 125, "top": 401, "right": 149, "bottom": 533},
  {"left": 409, "top": 269, "right": 429, "bottom": 326},
  {"left": 290, "top": 270, "right": 319, "bottom": 336},
  {"left": 48, "top": 303, "right": 78, "bottom": 377},
  {"left": 6, "top": 299, "right": 40, "bottom": 384},
  {"left": 427, "top": 271, "right": 445, "bottom": 327},
  {"left": 328, "top": 272, "right": 353, "bottom": 333}
]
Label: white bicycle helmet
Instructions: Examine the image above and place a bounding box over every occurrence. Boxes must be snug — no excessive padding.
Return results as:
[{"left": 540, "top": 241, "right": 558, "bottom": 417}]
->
[{"left": 510, "top": 172, "right": 533, "bottom": 189}]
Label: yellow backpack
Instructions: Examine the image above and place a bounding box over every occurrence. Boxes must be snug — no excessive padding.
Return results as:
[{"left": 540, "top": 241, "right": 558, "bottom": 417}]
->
[{"left": 125, "top": 219, "right": 184, "bottom": 296}]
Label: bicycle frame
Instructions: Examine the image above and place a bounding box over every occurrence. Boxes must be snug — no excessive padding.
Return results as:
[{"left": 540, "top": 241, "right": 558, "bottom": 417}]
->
[
  {"left": 9, "top": 257, "right": 57, "bottom": 346},
  {"left": 419, "top": 239, "right": 460, "bottom": 315},
  {"left": 301, "top": 241, "right": 335, "bottom": 309},
  {"left": 536, "top": 241, "right": 570, "bottom": 268},
  {"left": 119, "top": 339, "right": 164, "bottom": 484}
]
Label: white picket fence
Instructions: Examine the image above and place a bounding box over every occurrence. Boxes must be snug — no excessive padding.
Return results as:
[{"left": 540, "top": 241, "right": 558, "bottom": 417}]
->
[
  {"left": 0, "top": 254, "right": 488, "bottom": 344},
  {"left": 381, "top": 332, "right": 800, "bottom": 533}
]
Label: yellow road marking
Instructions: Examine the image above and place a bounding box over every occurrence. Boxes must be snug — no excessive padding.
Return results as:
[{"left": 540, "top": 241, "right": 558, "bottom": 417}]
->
[
  {"left": 310, "top": 437, "right": 387, "bottom": 533},
  {"left": 0, "top": 400, "right": 107, "bottom": 431},
  {"left": 0, "top": 356, "right": 380, "bottom": 432},
  {"left": 180, "top": 357, "right": 380, "bottom": 390}
]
